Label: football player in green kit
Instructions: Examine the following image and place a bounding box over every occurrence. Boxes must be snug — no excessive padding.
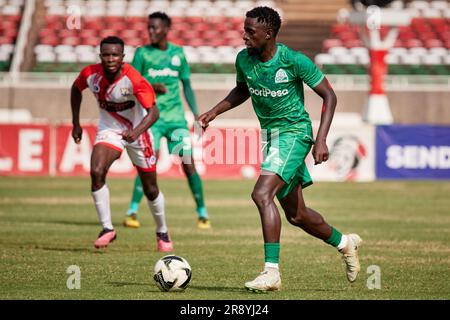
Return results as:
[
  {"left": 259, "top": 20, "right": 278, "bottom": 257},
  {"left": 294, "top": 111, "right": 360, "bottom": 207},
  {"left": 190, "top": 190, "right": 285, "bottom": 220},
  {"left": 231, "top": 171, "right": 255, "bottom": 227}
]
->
[
  {"left": 199, "top": 7, "right": 362, "bottom": 292},
  {"left": 124, "top": 12, "right": 210, "bottom": 230}
]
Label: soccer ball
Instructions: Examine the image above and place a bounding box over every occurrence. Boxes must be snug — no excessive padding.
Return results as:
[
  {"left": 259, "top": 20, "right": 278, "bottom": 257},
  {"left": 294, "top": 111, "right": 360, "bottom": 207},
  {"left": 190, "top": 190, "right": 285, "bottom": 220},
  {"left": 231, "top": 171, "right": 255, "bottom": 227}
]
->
[{"left": 153, "top": 255, "right": 192, "bottom": 292}]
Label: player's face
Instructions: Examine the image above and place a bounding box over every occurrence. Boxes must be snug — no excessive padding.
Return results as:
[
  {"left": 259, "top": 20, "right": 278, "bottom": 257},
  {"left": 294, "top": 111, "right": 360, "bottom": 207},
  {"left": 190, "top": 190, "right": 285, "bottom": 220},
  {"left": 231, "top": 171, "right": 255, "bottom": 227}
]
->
[
  {"left": 243, "top": 17, "right": 270, "bottom": 55},
  {"left": 100, "top": 43, "right": 124, "bottom": 75},
  {"left": 148, "top": 18, "right": 168, "bottom": 45}
]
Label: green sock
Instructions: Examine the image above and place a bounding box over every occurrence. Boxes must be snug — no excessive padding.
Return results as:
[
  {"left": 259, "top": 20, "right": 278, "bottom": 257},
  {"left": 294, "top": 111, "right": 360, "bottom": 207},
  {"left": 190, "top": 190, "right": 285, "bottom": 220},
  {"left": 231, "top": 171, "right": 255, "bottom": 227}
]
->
[
  {"left": 264, "top": 243, "right": 280, "bottom": 264},
  {"left": 127, "top": 175, "right": 144, "bottom": 216},
  {"left": 325, "top": 226, "right": 343, "bottom": 248},
  {"left": 187, "top": 172, "right": 207, "bottom": 218}
]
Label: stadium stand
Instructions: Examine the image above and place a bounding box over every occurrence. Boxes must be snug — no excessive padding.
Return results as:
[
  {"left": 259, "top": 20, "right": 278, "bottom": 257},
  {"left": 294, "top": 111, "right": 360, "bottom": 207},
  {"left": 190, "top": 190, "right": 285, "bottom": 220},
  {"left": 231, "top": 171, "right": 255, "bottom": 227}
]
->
[
  {"left": 315, "top": 0, "right": 450, "bottom": 75},
  {"left": 1, "top": 0, "right": 449, "bottom": 125},
  {"left": 31, "top": 0, "right": 281, "bottom": 73},
  {"left": 0, "top": 0, "right": 24, "bottom": 71}
]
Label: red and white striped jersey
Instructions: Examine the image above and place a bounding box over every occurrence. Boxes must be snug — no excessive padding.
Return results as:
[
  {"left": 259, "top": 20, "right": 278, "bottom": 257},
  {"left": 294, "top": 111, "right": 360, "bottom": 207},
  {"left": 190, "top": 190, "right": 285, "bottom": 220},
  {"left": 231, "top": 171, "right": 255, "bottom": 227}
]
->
[{"left": 74, "top": 63, "right": 156, "bottom": 133}]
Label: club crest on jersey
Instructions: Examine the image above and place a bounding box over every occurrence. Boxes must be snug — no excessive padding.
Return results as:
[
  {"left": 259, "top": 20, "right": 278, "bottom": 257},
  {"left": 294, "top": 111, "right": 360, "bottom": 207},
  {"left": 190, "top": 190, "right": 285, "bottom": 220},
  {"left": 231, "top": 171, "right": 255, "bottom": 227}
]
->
[
  {"left": 171, "top": 56, "right": 181, "bottom": 66},
  {"left": 92, "top": 83, "right": 100, "bottom": 93},
  {"left": 275, "top": 69, "right": 288, "bottom": 83},
  {"left": 120, "top": 87, "right": 131, "bottom": 96}
]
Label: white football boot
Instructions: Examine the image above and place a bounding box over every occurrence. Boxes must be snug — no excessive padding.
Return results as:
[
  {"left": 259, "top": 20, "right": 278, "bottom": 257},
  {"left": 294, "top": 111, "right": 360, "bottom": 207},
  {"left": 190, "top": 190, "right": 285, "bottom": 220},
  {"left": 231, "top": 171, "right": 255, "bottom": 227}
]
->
[
  {"left": 340, "top": 234, "right": 363, "bottom": 282},
  {"left": 245, "top": 267, "right": 281, "bottom": 293}
]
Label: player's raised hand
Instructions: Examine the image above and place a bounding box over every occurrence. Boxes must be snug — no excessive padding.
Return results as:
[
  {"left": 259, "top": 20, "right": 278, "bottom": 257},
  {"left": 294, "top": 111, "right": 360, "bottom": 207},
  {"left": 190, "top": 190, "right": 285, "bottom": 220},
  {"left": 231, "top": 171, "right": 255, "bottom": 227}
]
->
[
  {"left": 312, "top": 139, "right": 329, "bottom": 165},
  {"left": 72, "top": 125, "right": 82, "bottom": 144},
  {"left": 197, "top": 111, "right": 217, "bottom": 130}
]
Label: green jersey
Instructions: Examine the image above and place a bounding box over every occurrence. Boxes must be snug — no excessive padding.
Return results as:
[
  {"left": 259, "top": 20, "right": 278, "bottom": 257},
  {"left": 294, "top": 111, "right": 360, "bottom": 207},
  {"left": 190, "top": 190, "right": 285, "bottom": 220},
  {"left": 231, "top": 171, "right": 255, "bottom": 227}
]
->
[
  {"left": 235, "top": 43, "right": 324, "bottom": 132},
  {"left": 131, "top": 42, "right": 190, "bottom": 122}
]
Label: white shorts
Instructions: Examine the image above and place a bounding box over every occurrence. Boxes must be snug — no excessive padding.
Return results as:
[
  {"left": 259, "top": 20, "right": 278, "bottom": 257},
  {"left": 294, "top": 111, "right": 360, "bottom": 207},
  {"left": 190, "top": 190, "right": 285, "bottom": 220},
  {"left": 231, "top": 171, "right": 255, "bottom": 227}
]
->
[{"left": 95, "top": 129, "right": 157, "bottom": 172}]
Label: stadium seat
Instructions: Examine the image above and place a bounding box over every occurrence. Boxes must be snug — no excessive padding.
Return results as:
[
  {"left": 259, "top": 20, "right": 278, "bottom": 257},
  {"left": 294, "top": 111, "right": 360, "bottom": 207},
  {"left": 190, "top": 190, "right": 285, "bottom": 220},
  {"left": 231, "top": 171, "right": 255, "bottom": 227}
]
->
[{"left": 32, "top": 0, "right": 282, "bottom": 72}]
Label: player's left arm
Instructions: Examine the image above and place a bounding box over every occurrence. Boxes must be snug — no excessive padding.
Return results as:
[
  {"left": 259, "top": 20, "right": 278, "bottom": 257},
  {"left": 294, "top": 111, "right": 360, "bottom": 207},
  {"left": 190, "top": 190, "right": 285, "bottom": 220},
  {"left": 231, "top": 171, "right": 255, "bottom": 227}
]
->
[
  {"left": 122, "top": 106, "right": 160, "bottom": 143},
  {"left": 311, "top": 78, "right": 337, "bottom": 165},
  {"left": 179, "top": 50, "right": 199, "bottom": 119},
  {"left": 296, "top": 52, "right": 337, "bottom": 165},
  {"left": 122, "top": 76, "right": 159, "bottom": 143},
  {"left": 180, "top": 78, "right": 199, "bottom": 119}
]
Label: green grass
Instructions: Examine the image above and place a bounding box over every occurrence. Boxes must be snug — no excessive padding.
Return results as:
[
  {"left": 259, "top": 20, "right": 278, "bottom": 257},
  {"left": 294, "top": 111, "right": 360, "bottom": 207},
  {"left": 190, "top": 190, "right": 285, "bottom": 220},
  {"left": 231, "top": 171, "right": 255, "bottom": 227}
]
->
[{"left": 0, "top": 177, "right": 449, "bottom": 300}]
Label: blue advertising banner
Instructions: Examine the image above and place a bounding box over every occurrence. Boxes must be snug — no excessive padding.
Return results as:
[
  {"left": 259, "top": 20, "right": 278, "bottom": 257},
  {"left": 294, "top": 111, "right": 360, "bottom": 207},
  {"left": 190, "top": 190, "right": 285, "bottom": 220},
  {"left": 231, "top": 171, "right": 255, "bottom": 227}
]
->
[{"left": 376, "top": 125, "right": 450, "bottom": 179}]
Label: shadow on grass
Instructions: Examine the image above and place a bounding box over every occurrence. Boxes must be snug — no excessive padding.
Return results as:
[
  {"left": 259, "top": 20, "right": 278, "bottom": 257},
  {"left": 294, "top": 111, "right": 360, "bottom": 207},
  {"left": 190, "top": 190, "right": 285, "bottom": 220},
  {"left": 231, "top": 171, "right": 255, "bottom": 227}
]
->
[
  {"left": 40, "top": 246, "right": 92, "bottom": 253},
  {"left": 107, "top": 281, "right": 150, "bottom": 287},
  {"left": 52, "top": 220, "right": 99, "bottom": 226},
  {"left": 187, "top": 285, "right": 247, "bottom": 293},
  {"left": 106, "top": 282, "right": 247, "bottom": 294}
]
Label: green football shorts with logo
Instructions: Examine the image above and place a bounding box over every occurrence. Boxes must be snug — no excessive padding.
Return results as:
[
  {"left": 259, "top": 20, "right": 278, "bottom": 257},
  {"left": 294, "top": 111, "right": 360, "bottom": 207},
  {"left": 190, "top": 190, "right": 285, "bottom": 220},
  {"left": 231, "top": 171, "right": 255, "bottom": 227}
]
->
[
  {"left": 261, "top": 128, "right": 315, "bottom": 200},
  {"left": 150, "top": 118, "right": 193, "bottom": 157}
]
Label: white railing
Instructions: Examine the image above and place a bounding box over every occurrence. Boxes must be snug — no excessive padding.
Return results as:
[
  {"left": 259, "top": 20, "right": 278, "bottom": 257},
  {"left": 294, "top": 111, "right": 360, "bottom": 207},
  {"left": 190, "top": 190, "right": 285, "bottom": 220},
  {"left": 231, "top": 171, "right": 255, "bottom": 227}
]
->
[
  {"left": 10, "top": 0, "right": 36, "bottom": 75},
  {"left": 1, "top": 72, "right": 450, "bottom": 91}
]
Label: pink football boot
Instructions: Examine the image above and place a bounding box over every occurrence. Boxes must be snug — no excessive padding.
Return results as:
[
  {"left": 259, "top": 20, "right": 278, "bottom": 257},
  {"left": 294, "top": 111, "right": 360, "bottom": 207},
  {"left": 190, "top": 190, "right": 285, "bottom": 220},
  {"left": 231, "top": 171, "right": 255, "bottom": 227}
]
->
[
  {"left": 94, "top": 229, "right": 117, "bottom": 249},
  {"left": 156, "top": 232, "right": 173, "bottom": 252}
]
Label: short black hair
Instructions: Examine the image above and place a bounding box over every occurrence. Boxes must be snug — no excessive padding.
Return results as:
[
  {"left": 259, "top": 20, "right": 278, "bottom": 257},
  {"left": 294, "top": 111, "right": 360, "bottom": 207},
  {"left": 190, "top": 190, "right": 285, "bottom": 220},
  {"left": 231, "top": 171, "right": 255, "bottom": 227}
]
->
[
  {"left": 100, "top": 36, "right": 124, "bottom": 51},
  {"left": 148, "top": 11, "right": 171, "bottom": 28},
  {"left": 246, "top": 6, "right": 282, "bottom": 36}
]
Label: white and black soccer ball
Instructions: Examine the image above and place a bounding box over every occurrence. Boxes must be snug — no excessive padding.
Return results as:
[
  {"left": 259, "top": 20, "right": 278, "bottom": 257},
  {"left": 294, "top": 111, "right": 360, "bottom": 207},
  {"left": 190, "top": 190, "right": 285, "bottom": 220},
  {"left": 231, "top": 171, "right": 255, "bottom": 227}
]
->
[{"left": 153, "top": 255, "right": 192, "bottom": 292}]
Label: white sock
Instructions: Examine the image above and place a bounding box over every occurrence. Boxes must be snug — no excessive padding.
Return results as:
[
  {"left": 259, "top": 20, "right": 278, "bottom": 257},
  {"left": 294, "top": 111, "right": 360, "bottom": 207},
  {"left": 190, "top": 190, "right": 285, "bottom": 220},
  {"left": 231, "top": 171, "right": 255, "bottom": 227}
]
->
[
  {"left": 92, "top": 184, "right": 113, "bottom": 230},
  {"left": 337, "top": 234, "right": 348, "bottom": 251},
  {"left": 148, "top": 192, "right": 168, "bottom": 233},
  {"left": 264, "top": 262, "right": 279, "bottom": 270}
]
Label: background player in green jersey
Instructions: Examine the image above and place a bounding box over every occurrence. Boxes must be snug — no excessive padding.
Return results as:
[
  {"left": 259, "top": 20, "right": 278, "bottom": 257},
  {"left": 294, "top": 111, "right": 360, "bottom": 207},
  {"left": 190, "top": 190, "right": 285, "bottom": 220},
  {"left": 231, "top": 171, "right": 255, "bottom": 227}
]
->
[
  {"left": 199, "top": 7, "right": 362, "bottom": 292},
  {"left": 124, "top": 12, "right": 210, "bottom": 230}
]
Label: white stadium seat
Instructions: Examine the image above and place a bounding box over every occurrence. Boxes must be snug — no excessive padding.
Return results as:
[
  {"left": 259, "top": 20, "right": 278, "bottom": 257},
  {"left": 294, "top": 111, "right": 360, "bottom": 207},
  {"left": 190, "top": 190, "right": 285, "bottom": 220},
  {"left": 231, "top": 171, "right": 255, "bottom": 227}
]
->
[
  {"left": 399, "top": 54, "right": 421, "bottom": 65},
  {"left": 422, "top": 54, "right": 442, "bottom": 65},
  {"left": 328, "top": 46, "right": 348, "bottom": 56},
  {"left": 385, "top": 54, "right": 400, "bottom": 64},
  {"left": 429, "top": 47, "right": 448, "bottom": 57},
  {"left": 430, "top": 1, "right": 448, "bottom": 10},
  {"left": 334, "top": 54, "right": 357, "bottom": 64},
  {"left": 57, "top": 51, "right": 77, "bottom": 63},
  {"left": 443, "top": 55, "right": 450, "bottom": 65},
  {"left": 36, "top": 51, "right": 56, "bottom": 63},
  {"left": 409, "top": 1, "right": 430, "bottom": 10},
  {"left": 54, "top": 45, "right": 74, "bottom": 54},
  {"left": 409, "top": 47, "right": 428, "bottom": 56},
  {"left": 315, "top": 53, "right": 335, "bottom": 65}
]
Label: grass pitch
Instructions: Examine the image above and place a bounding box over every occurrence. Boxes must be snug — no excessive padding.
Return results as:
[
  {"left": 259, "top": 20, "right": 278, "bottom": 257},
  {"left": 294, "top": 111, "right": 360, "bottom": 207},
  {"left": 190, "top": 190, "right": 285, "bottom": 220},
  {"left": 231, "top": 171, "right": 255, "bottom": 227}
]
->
[{"left": 0, "top": 177, "right": 449, "bottom": 300}]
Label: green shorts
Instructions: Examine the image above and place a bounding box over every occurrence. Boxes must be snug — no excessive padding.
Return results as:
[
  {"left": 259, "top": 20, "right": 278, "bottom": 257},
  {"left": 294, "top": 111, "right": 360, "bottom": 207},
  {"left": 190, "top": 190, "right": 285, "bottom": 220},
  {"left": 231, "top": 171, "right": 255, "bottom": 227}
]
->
[
  {"left": 151, "top": 119, "right": 192, "bottom": 157},
  {"left": 261, "top": 128, "right": 315, "bottom": 200}
]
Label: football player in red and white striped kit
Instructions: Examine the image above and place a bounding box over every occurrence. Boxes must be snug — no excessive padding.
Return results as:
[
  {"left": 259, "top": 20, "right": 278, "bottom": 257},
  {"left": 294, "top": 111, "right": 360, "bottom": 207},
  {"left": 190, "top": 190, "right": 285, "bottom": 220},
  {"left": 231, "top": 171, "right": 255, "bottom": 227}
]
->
[{"left": 70, "top": 36, "right": 173, "bottom": 251}]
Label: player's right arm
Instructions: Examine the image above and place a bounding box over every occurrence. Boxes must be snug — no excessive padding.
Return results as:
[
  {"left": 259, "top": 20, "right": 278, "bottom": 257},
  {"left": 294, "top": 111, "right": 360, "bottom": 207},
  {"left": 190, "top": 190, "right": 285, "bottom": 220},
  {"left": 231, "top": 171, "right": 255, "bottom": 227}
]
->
[
  {"left": 70, "top": 84, "right": 83, "bottom": 144},
  {"left": 198, "top": 81, "right": 249, "bottom": 129},
  {"left": 70, "top": 67, "right": 89, "bottom": 144}
]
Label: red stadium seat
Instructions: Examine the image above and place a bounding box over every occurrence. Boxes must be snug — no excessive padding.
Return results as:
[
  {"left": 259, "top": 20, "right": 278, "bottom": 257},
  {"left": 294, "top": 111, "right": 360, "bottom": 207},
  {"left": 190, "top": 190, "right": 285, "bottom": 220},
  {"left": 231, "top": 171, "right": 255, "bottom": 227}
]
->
[
  {"left": 62, "top": 37, "right": 81, "bottom": 46},
  {"left": 39, "top": 36, "right": 60, "bottom": 46},
  {"left": 424, "top": 39, "right": 444, "bottom": 48},
  {"left": 202, "top": 30, "right": 218, "bottom": 40},
  {"left": 343, "top": 39, "right": 363, "bottom": 48},
  {"left": 404, "top": 38, "right": 423, "bottom": 48},
  {"left": 83, "top": 37, "right": 101, "bottom": 47},
  {"left": 322, "top": 38, "right": 343, "bottom": 52}
]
